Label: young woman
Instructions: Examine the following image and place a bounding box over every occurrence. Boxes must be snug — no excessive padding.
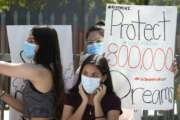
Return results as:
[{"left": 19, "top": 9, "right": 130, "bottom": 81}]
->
[
  {"left": 0, "top": 27, "right": 64, "bottom": 120},
  {"left": 84, "top": 21, "right": 105, "bottom": 55},
  {"left": 62, "top": 55, "right": 122, "bottom": 120},
  {"left": 74, "top": 21, "right": 105, "bottom": 87}
]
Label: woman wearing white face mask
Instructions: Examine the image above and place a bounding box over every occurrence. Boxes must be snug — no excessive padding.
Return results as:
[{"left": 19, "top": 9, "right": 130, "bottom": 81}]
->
[
  {"left": 62, "top": 55, "right": 122, "bottom": 120},
  {"left": 0, "top": 27, "right": 64, "bottom": 120}
]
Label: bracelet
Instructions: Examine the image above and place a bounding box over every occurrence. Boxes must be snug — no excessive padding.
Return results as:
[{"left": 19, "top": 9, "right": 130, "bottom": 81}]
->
[
  {"left": 0, "top": 91, "right": 6, "bottom": 98},
  {"left": 95, "top": 115, "right": 105, "bottom": 119}
]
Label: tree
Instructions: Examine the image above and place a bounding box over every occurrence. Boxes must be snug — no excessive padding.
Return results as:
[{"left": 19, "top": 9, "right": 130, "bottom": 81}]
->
[
  {"left": 101, "top": 0, "right": 180, "bottom": 10},
  {"left": 0, "top": 0, "right": 179, "bottom": 12},
  {"left": 0, "top": 0, "right": 46, "bottom": 12},
  {"left": 102, "top": 0, "right": 150, "bottom": 5}
]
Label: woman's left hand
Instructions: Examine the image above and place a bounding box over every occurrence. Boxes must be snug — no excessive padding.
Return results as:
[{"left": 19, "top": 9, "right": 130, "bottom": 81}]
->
[
  {"left": 170, "top": 59, "right": 178, "bottom": 75},
  {"left": 93, "top": 84, "right": 107, "bottom": 103}
]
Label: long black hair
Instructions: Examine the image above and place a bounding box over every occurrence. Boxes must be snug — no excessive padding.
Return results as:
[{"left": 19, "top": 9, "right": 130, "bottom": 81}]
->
[
  {"left": 70, "top": 54, "right": 115, "bottom": 95},
  {"left": 31, "top": 26, "right": 64, "bottom": 119}
]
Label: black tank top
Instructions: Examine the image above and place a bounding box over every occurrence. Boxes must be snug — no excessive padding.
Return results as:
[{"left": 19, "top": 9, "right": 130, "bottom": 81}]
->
[{"left": 22, "top": 81, "right": 56, "bottom": 119}]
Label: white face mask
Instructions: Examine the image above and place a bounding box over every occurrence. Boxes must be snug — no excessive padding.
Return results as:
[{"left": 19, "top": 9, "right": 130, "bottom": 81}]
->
[{"left": 81, "top": 75, "right": 101, "bottom": 94}]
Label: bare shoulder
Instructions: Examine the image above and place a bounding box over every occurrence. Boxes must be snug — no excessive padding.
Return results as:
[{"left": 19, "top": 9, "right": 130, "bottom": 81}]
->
[
  {"left": 29, "top": 64, "right": 53, "bottom": 93},
  {"left": 30, "top": 64, "right": 53, "bottom": 81}
]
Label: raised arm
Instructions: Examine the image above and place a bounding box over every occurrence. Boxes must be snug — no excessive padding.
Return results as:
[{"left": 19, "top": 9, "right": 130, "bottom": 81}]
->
[
  {"left": 0, "top": 61, "right": 53, "bottom": 93},
  {"left": 94, "top": 85, "right": 106, "bottom": 120},
  {"left": 0, "top": 61, "right": 41, "bottom": 81},
  {"left": 62, "top": 101, "right": 88, "bottom": 120},
  {"left": 62, "top": 85, "right": 88, "bottom": 120}
]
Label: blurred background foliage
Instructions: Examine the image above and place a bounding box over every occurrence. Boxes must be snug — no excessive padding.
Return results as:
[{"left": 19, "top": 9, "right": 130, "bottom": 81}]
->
[{"left": 0, "top": 0, "right": 179, "bottom": 12}]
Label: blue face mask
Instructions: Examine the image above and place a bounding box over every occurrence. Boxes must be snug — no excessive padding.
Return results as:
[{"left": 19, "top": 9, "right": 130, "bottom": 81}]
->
[
  {"left": 22, "top": 42, "right": 37, "bottom": 60},
  {"left": 85, "top": 42, "right": 104, "bottom": 55},
  {"left": 81, "top": 75, "right": 101, "bottom": 94}
]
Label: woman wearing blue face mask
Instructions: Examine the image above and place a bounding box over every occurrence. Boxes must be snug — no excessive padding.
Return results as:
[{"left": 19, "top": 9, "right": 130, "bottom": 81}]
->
[
  {"left": 62, "top": 55, "right": 122, "bottom": 120},
  {"left": 84, "top": 21, "right": 105, "bottom": 55},
  {"left": 72, "top": 22, "right": 106, "bottom": 90},
  {"left": 0, "top": 27, "right": 64, "bottom": 120}
]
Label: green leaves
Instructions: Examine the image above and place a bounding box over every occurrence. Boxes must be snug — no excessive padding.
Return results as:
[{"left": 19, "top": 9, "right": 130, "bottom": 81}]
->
[
  {"left": 0, "top": 0, "right": 179, "bottom": 12},
  {"left": 0, "top": 0, "right": 46, "bottom": 12},
  {"left": 0, "top": 0, "right": 11, "bottom": 12}
]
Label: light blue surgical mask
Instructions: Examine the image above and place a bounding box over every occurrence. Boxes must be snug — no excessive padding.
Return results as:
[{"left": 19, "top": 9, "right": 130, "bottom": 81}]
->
[
  {"left": 81, "top": 75, "right": 101, "bottom": 94},
  {"left": 85, "top": 42, "right": 104, "bottom": 55},
  {"left": 22, "top": 41, "right": 37, "bottom": 60}
]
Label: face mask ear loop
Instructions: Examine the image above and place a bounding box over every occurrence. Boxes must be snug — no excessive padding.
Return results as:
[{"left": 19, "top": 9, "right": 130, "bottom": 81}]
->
[{"left": 19, "top": 50, "right": 26, "bottom": 63}]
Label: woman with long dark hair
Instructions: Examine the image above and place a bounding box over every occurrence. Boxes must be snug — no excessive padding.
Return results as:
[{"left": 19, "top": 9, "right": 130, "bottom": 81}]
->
[
  {"left": 0, "top": 27, "right": 64, "bottom": 120},
  {"left": 62, "top": 55, "right": 122, "bottom": 120}
]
